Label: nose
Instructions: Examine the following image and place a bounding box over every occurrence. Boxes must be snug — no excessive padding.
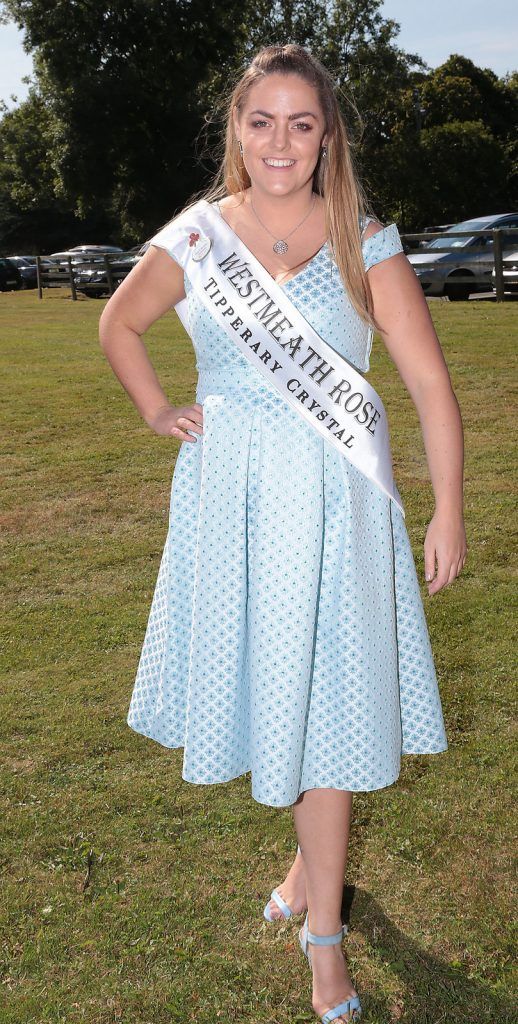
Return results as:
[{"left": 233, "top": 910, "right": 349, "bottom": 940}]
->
[{"left": 271, "top": 122, "right": 291, "bottom": 151}]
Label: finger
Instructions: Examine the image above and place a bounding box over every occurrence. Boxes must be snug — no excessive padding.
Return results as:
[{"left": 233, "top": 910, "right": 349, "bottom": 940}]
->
[
  {"left": 171, "top": 424, "right": 197, "bottom": 442},
  {"left": 424, "top": 545, "right": 437, "bottom": 583},
  {"left": 447, "top": 561, "right": 458, "bottom": 585},
  {"left": 427, "top": 559, "right": 450, "bottom": 594},
  {"left": 188, "top": 419, "right": 204, "bottom": 434},
  {"left": 190, "top": 409, "right": 204, "bottom": 429},
  {"left": 177, "top": 415, "right": 202, "bottom": 437},
  {"left": 429, "top": 558, "right": 458, "bottom": 594},
  {"left": 183, "top": 412, "right": 204, "bottom": 431},
  {"left": 188, "top": 406, "right": 204, "bottom": 425},
  {"left": 425, "top": 552, "right": 436, "bottom": 585},
  {"left": 181, "top": 418, "right": 203, "bottom": 435}
]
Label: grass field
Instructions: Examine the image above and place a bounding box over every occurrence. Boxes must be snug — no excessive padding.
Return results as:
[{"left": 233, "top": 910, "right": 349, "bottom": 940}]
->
[{"left": 1, "top": 288, "right": 516, "bottom": 1023}]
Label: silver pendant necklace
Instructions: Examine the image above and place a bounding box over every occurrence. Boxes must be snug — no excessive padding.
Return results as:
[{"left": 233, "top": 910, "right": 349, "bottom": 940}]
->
[{"left": 250, "top": 192, "right": 316, "bottom": 254}]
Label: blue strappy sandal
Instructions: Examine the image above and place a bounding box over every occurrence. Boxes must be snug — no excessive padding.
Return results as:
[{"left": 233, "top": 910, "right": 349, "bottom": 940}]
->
[
  {"left": 263, "top": 845, "right": 305, "bottom": 922},
  {"left": 298, "top": 912, "right": 361, "bottom": 1023}
]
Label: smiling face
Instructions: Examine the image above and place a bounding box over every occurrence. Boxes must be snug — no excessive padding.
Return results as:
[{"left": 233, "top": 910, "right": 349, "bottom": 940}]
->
[{"left": 233, "top": 72, "right": 327, "bottom": 198}]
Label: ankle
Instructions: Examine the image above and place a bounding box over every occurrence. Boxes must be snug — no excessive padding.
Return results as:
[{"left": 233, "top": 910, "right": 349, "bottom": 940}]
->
[{"left": 307, "top": 913, "right": 344, "bottom": 936}]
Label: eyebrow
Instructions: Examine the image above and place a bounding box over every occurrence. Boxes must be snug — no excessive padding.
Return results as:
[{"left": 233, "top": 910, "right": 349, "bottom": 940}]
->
[{"left": 249, "top": 108, "right": 317, "bottom": 120}]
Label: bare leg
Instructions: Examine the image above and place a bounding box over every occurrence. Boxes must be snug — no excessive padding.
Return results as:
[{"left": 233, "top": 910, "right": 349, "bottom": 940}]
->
[{"left": 293, "top": 789, "right": 359, "bottom": 1023}]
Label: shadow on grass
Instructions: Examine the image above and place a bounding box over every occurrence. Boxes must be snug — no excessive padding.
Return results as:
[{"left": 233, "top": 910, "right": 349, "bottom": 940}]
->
[{"left": 339, "top": 885, "right": 512, "bottom": 1023}]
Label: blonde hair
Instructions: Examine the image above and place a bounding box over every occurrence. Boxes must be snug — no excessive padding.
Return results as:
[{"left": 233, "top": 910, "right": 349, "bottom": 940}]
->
[{"left": 162, "top": 43, "right": 379, "bottom": 329}]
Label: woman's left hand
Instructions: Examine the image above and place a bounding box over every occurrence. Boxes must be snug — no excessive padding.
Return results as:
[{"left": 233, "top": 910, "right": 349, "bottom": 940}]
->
[{"left": 423, "top": 509, "right": 468, "bottom": 596}]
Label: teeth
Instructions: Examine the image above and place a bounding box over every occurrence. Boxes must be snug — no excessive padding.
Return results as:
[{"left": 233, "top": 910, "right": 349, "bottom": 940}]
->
[{"left": 264, "top": 158, "right": 295, "bottom": 167}]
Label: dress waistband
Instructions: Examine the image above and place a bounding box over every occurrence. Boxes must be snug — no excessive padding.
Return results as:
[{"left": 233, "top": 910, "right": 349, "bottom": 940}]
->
[{"left": 196, "top": 367, "right": 283, "bottom": 401}]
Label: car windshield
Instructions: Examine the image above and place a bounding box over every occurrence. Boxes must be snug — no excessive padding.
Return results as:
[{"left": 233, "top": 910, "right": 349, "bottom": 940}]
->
[{"left": 426, "top": 219, "right": 494, "bottom": 249}]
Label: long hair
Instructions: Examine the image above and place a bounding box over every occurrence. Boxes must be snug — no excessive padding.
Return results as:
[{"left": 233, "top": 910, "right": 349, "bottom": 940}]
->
[{"left": 159, "top": 44, "right": 379, "bottom": 330}]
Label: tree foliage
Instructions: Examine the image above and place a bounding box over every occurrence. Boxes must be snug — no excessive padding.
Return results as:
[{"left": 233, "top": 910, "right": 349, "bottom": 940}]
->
[{"left": 0, "top": 0, "right": 516, "bottom": 250}]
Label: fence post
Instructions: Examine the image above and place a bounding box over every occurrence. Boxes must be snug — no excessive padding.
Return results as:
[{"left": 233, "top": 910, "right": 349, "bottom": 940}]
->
[
  {"left": 67, "top": 257, "right": 77, "bottom": 301},
  {"left": 36, "top": 256, "right": 43, "bottom": 299},
  {"left": 104, "top": 254, "right": 115, "bottom": 296},
  {"left": 493, "top": 229, "right": 504, "bottom": 302}
]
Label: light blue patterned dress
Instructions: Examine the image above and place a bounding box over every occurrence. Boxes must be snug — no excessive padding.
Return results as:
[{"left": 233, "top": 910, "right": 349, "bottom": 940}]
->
[{"left": 126, "top": 202, "right": 448, "bottom": 808}]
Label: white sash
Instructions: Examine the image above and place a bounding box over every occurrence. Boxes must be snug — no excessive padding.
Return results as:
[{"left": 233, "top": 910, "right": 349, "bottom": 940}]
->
[{"left": 152, "top": 199, "right": 404, "bottom": 517}]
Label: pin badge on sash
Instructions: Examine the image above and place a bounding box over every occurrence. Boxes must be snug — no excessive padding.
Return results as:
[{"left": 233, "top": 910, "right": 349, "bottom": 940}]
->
[{"left": 189, "top": 231, "right": 212, "bottom": 261}]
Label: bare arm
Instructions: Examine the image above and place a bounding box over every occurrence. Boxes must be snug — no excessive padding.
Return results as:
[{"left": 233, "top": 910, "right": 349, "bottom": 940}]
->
[
  {"left": 98, "top": 245, "right": 203, "bottom": 440},
  {"left": 364, "top": 222, "right": 468, "bottom": 595}
]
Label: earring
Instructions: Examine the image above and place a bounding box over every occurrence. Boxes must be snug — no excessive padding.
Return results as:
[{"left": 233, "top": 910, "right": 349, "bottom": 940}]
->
[
  {"left": 321, "top": 144, "right": 328, "bottom": 158},
  {"left": 238, "top": 140, "right": 243, "bottom": 155}
]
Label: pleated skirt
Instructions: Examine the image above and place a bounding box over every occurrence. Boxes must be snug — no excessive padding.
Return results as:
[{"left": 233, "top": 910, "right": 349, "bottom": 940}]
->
[{"left": 127, "top": 385, "right": 448, "bottom": 807}]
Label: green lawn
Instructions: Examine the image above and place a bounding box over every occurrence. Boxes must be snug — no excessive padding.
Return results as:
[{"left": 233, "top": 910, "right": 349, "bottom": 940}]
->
[{"left": 1, "top": 288, "right": 516, "bottom": 1023}]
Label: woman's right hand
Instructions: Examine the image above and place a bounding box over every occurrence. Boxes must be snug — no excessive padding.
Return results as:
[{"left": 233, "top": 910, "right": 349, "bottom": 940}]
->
[{"left": 148, "top": 403, "right": 204, "bottom": 441}]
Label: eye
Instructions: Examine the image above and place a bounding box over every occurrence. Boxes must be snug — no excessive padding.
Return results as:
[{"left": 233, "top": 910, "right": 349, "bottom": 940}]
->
[
  {"left": 294, "top": 122, "right": 312, "bottom": 131},
  {"left": 251, "top": 119, "right": 269, "bottom": 127}
]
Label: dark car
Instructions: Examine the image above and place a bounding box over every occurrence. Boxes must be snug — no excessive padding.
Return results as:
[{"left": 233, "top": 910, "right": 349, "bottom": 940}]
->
[
  {"left": 6, "top": 255, "right": 55, "bottom": 289},
  {"left": 73, "top": 243, "right": 149, "bottom": 297},
  {"left": 0, "top": 257, "right": 23, "bottom": 291}
]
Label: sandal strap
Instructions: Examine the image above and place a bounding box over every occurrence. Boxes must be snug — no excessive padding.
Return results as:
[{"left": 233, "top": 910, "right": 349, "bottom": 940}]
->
[
  {"left": 269, "top": 888, "right": 292, "bottom": 919},
  {"left": 322, "top": 996, "right": 362, "bottom": 1022},
  {"left": 307, "top": 923, "right": 348, "bottom": 945},
  {"left": 302, "top": 912, "right": 348, "bottom": 948}
]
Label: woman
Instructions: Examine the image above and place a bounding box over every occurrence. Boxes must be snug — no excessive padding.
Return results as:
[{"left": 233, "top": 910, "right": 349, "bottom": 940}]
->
[{"left": 99, "top": 43, "right": 467, "bottom": 1024}]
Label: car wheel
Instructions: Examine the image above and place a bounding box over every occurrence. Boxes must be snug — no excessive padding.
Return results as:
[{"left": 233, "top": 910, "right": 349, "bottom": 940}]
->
[
  {"left": 445, "top": 274, "right": 473, "bottom": 302},
  {"left": 447, "top": 287, "right": 471, "bottom": 301}
]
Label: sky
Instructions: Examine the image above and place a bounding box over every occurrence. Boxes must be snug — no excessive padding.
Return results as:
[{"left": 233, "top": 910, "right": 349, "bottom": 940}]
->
[{"left": 0, "top": 1, "right": 516, "bottom": 110}]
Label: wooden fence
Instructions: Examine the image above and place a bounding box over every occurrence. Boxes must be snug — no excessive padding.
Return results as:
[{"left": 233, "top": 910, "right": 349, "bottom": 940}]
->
[
  {"left": 35, "top": 252, "right": 132, "bottom": 301},
  {"left": 34, "top": 228, "right": 518, "bottom": 301}
]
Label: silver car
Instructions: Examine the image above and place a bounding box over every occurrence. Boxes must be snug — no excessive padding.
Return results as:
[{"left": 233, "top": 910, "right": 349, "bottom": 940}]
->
[
  {"left": 491, "top": 248, "right": 518, "bottom": 295},
  {"left": 408, "top": 213, "right": 518, "bottom": 301}
]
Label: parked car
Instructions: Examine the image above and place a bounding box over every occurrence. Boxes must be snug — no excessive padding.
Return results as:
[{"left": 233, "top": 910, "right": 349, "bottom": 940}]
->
[
  {"left": 423, "top": 223, "right": 455, "bottom": 233},
  {"left": 44, "top": 246, "right": 125, "bottom": 286},
  {"left": 0, "top": 257, "right": 23, "bottom": 291},
  {"left": 408, "top": 213, "right": 518, "bottom": 300},
  {"left": 65, "top": 245, "right": 125, "bottom": 255},
  {"left": 491, "top": 248, "right": 518, "bottom": 295},
  {"left": 417, "top": 223, "right": 455, "bottom": 249},
  {"left": 6, "top": 255, "right": 55, "bottom": 288},
  {"left": 73, "top": 243, "right": 149, "bottom": 297}
]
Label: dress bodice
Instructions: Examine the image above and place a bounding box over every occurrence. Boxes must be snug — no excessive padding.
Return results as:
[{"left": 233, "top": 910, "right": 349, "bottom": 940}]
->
[
  {"left": 180, "top": 210, "right": 403, "bottom": 397},
  {"left": 149, "top": 202, "right": 404, "bottom": 402}
]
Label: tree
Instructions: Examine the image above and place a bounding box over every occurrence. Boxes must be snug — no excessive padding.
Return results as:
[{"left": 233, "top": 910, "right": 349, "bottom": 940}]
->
[
  {"left": 0, "top": 89, "right": 81, "bottom": 251},
  {"left": 0, "top": 1, "right": 516, "bottom": 248},
  {"left": 365, "top": 55, "right": 517, "bottom": 227},
  {"left": 0, "top": 0, "right": 248, "bottom": 245}
]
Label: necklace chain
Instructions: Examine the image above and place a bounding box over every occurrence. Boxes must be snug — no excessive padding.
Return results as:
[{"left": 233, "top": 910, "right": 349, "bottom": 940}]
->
[{"left": 250, "top": 192, "right": 316, "bottom": 254}]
